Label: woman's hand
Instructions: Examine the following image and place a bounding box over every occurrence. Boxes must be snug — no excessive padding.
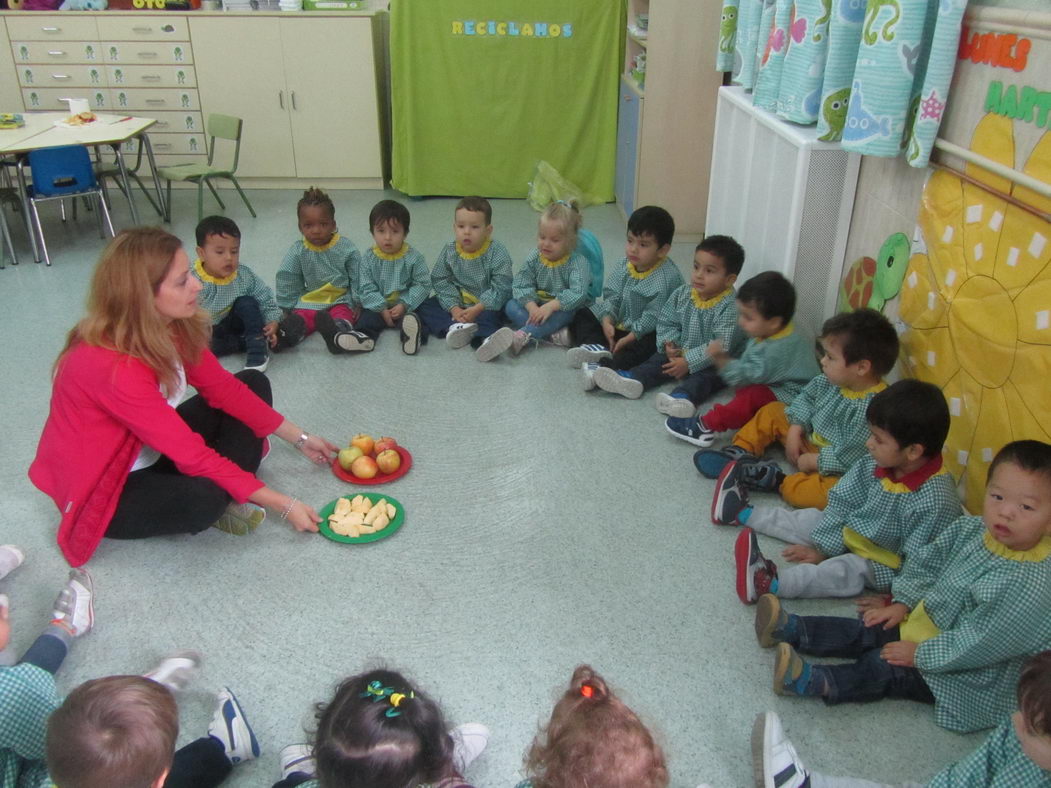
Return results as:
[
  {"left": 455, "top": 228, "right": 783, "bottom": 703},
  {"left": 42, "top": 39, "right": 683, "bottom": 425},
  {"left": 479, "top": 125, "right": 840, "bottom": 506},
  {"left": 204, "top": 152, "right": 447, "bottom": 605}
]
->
[
  {"left": 283, "top": 498, "right": 321, "bottom": 533},
  {"left": 299, "top": 433, "right": 338, "bottom": 466}
]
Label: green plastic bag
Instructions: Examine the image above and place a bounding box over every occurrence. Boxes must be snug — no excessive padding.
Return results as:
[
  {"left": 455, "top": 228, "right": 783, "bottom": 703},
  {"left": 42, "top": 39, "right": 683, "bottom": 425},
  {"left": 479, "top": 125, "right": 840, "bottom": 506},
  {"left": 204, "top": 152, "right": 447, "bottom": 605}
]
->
[{"left": 527, "top": 160, "right": 601, "bottom": 212}]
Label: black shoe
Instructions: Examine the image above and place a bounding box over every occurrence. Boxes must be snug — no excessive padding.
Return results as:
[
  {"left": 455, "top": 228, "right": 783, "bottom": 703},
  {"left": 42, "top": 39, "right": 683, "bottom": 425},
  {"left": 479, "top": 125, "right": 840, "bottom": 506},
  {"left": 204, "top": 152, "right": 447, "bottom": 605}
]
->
[
  {"left": 314, "top": 310, "right": 345, "bottom": 355},
  {"left": 243, "top": 335, "right": 270, "bottom": 372},
  {"left": 400, "top": 313, "right": 422, "bottom": 355},
  {"left": 273, "top": 313, "right": 306, "bottom": 352},
  {"left": 334, "top": 329, "right": 374, "bottom": 353}
]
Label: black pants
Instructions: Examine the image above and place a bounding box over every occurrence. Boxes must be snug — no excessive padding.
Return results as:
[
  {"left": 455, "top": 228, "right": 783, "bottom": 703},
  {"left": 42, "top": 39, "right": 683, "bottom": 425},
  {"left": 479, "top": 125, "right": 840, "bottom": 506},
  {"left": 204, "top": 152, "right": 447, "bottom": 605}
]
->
[
  {"left": 106, "top": 370, "right": 270, "bottom": 540},
  {"left": 354, "top": 309, "right": 426, "bottom": 345},
  {"left": 210, "top": 296, "right": 265, "bottom": 357},
  {"left": 569, "top": 309, "right": 657, "bottom": 371},
  {"left": 627, "top": 352, "right": 726, "bottom": 403},
  {"left": 165, "top": 736, "right": 233, "bottom": 788}
]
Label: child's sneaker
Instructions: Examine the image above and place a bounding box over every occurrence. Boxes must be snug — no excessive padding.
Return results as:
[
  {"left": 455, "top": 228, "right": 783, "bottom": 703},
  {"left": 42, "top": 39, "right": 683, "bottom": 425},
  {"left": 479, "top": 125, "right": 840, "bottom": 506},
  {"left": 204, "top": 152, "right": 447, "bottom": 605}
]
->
[
  {"left": 751, "top": 711, "right": 810, "bottom": 788},
  {"left": 273, "top": 312, "right": 307, "bottom": 352},
  {"left": 212, "top": 502, "right": 265, "bottom": 536},
  {"left": 209, "top": 687, "right": 260, "bottom": 764},
  {"left": 509, "top": 329, "right": 532, "bottom": 357},
  {"left": 754, "top": 593, "right": 795, "bottom": 648},
  {"left": 279, "top": 744, "right": 316, "bottom": 780},
  {"left": 665, "top": 416, "right": 716, "bottom": 447},
  {"left": 400, "top": 313, "right": 423, "bottom": 355},
  {"left": 580, "top": 361, "right": 600, "bottom": 391},
  {"left": 548, "top": 327, "right": 573, "bottom": 348},
  {"left": 0, "top": 545, "right": 25, "bottom": 581},
  {"left": 712, "top": 461, "right": 750, "bottom": 525},
  {"left": 51, "top": 568, "right": 94, "bottom": 637},
  {"left": 476, "top": 326, "right": 514, "bottom": 362},
  {"left": 592, "top": 367, "right": 643, "bottom": 399},
  {"left": 693, "top": 445, "right": 758, "bottom": 479},
  {"left": 566, "top": 344, "right": 611, "bottom": 368},
  {"left": 335, "top": 328, "right": 374, "bottom": 352},
  {"left": 773, "top": 643, "right": 818, "bottom": 697},
  {"left": 741, "top": 459, "right": 787, "bottom": 492},
  {"left": 450, "top": 723, "right": 490, "bottom": 776},
  {"left": 654, "top": 392, "right": 696, "bottom": 418},
  {"left": 734, "top": 527, "right": 777, "bottom": 603},
  {"left": 243, "top": 335, "right": 270, "bottom": 372},
  {"left": 446, "top": 322, "right": 478, "bottom": 349},
  {"left": 144, "top": 650, "right": 203, "bottom": 693}
]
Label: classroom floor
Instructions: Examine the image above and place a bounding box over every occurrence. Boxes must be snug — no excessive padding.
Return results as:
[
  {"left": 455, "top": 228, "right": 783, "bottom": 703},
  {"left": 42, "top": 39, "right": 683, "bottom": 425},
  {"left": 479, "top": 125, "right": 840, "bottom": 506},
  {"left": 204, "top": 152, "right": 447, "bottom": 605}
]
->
[{"left": 0, "top": 188, "right": 980, "bottom": 787}]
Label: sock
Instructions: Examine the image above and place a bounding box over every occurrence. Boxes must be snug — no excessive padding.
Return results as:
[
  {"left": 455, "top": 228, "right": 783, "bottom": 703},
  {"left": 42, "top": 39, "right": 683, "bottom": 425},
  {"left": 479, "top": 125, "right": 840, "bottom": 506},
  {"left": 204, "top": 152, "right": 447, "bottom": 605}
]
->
[
  {"left": 671, "top": 392, "right": 690, "bottom": 399},
  {"left": 45, "top": 622, "right": 74, "bottom": 645},
  {"left": 737, "top": 506, "right": 752, "bottom": 523},
  {"left": 616, "top": 370, "right": 636, "bottom": 379}
]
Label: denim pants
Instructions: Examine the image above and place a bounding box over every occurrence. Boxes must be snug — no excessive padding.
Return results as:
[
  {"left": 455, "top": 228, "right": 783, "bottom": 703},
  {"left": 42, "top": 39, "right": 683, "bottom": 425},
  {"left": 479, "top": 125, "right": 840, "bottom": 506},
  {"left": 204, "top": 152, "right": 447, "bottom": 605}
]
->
[
  {"left": 504, "top": 298, "right": 575, "bottom": 339},
  {"left": 416, "top": 296, "right": 503, "bottom": 341},
  {"left": 211, "top": 295, "right": 265, "bottom": 356},
  {"left": 626, "top": 352, "right": 725, "bottom": 403},
  {"left": 795, "top": 616, "right": 935, "bottom": 706}
]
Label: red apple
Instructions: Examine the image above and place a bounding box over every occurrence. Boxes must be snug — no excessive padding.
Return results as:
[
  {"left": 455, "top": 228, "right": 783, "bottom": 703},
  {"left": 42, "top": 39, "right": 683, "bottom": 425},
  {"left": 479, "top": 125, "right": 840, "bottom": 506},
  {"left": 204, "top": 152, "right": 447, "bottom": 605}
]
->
[
  {"left": 350, "top": 455, "right": 378, "bottom": 479},
  {"left": 350, "top": 434, "right": 375, "bottom": 455},
  {"left": 373, "top": 436, "right": 398, "bottom": 456},
  {"left": 375, "top": 448, "right": 401, "bottom": 474}
]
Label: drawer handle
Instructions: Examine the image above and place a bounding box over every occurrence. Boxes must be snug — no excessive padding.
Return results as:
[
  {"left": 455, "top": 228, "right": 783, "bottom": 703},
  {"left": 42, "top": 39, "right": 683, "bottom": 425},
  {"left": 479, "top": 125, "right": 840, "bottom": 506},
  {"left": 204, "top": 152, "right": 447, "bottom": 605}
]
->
[
  {"left": 154, "top": 120, "right": 170, "bottom": 128},
  {"left": 47, "top": 51, "right": 68, "bottom": 57},
  {"left": 145, "top": 99, "right": 168, "bottom": 105},
  {"left": 153, "top": 143, "right": 173, "bottom": 150},
  {"left": 133, "top": 27, "right": 154, "bottom": 34},
  {"left": 141, "top": 75, "right": 162, "bottom": 81},
  {"left": 41, "top": 27, "right": 61, "bottom": 33},
  {"left": 51, "top": 74, "right": 71, "bottom": 80},
  {"left": 137, "top": 51, "right": 159, "bottom": 58}
]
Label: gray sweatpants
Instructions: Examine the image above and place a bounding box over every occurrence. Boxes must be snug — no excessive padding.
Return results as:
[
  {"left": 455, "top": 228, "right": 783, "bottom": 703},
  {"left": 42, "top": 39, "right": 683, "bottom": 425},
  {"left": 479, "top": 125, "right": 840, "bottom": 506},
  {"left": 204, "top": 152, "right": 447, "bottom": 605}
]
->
[{"left": 747, "top": 507, "right": 877, "bottom": 598}]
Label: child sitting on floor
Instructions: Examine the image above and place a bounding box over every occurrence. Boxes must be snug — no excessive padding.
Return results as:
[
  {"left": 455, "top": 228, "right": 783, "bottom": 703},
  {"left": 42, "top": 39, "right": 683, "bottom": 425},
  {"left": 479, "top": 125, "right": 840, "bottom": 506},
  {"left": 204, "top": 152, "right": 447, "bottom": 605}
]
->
[
  {"left": 753, "top": 440, "right": 1051, "bottom": 733},
  {"left": 722, "top": 379, "right": 961, "bottom": 603},
  {"left": 272, "top": 667, "right": 489, "bottom": 788},
  {"left": 590, "top": 235, "right": 746, "bottom": 402},
  {"left": 566, "top": 205, "right": 683, "bottom": 386},
  {"left": 417, "top": 196, "right": 512, "bottom": 351},
  {"left": 191, "top": 215, "right": 282, "bottom": 373},
  {"left": 275, "top": 187, "right": 371, "bottom": 355},
  {"left": 751, "top": 650, "right": 1051, "bottom": 787},
  {"left": 663, "top": 271, "right": 818, "bottom": 444},
  {"left": 697, "top": 308, "right": 899, "bottom": 510},
  {"left": 355, "top": 200, "right": 432, "bottom": 355},
  {"left": 477, "top": 200, "right": 591, "bottom": 361}
]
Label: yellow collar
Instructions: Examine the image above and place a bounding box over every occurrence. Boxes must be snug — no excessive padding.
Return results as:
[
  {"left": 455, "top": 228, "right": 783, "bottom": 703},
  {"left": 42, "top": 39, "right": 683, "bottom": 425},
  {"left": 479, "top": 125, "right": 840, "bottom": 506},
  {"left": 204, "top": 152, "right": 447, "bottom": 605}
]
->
[
  {"left": 692, "top": 287, "right": 733, "bottom": 309},
  {"left": 456, "top": 237, "right": 491, "bottom": 260},
  {"left": 627, "top": 258, "right": 664, "bottom": 279},
  {"left": 373, "top": 243, "right": 409, "bottom": 261},
  {"left": 193, "top": 258, "right": 236, "bottom": 286},
  {"left": 758, "top": 322, "right": 794, "bottom": 343},
  {"left": 983, "top": 531, "right": 1051, "bottom": 562},
  {"left": 303, "top": 233, "right": 340, "bottom": 253},
  {"left": 840, "top": 380, "right": 888, "bottom": 400},
  {"left": 539, "top": 252, "right": 569, "bottom": 268}
]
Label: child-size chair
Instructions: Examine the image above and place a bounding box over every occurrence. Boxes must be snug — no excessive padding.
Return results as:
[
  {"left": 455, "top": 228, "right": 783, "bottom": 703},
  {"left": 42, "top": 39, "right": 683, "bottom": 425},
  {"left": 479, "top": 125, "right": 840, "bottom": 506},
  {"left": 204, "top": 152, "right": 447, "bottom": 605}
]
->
[
  {"left": 94, "top": 141, "right": 163, "bottom": 218},
  {"left": 157, "top": 113, "right": 256, "bottom": 224}
]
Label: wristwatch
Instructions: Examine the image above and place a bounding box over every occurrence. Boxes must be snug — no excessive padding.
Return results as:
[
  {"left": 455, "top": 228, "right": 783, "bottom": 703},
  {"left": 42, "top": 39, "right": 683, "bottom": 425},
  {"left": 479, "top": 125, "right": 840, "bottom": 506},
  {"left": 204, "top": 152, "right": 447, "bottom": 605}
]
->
[{"left": 294, "top": 432, "right": 309, "bottom": 450}]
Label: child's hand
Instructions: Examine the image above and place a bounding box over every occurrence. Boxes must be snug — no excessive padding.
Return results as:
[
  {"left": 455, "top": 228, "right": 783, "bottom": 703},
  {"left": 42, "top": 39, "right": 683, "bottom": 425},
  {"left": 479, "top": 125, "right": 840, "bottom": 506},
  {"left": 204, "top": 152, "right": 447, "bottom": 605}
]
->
[
  {"left": 785, "top": 426, "right": 806, "bottom": 463},
  {"left": 462, "top": 303, "right": 484, "bottom": 323},
  {"left": 389, "top": 303, "right": 406, "bottom": 321},
  {"left": 381, "top": 308, "right": 396, "bottom": 328},
  {"left": 613, "top": 333, "right": 636, "bottom": 353},
  {"left": 665, "top": 342, "right": 683, "bottom": 358},
  {"left": 602, "top": 317, "right": 616, "bottom": 348},
  {"left": 864, "top": 602, "right": 909, "bottom": 630},
  {"left": 880, "top": 639, "right": 917, "bottom": 667},
  {"left": 782, "top": 545, "right": 824, "bottom": 564},
  {"left": 855, "top": 594, "right": 892, "bottom": 613},
  {"left": 661, "top": 355, "right": 690, "bottom": 379},
  {"left": 450, "top": 306, "right": 466, "bottom": 322},
  {"left": 796, "top": 452, "right": 819, "bottom": 473},
  {"left": 263, "top": 321, "right": 278, "bottom": 346},
  {"left": 525, "top": 302, "right": 542, "bottom": 324},
  {"left": 0, "top": 596, "right": 9, "bottom": 652},
  {"left": 706, "top": 339, "right": 724, "bottom": 357}
]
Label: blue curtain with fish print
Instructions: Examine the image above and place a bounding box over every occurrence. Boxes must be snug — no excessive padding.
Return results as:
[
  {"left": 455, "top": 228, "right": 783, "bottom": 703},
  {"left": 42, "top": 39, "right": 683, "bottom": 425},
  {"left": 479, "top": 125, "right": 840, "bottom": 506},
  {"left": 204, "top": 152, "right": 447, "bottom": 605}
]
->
[{"left": 716, "top": 0, "right": 968, "bottom": 167}]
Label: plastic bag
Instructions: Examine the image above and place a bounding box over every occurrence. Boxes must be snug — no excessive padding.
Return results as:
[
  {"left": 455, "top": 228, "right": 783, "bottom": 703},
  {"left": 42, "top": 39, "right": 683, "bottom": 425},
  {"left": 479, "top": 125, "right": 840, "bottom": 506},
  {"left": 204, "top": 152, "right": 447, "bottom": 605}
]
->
[{"left": 527, "top": 160, "right": 601, "bottom": 212}]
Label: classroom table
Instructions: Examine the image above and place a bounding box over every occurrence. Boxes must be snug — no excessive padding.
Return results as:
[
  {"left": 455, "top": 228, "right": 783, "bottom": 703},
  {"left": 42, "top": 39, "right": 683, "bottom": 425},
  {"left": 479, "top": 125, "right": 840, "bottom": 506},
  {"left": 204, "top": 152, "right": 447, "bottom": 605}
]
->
[{"left": 0, "top": 112, "right": 162, "bottom": 263}]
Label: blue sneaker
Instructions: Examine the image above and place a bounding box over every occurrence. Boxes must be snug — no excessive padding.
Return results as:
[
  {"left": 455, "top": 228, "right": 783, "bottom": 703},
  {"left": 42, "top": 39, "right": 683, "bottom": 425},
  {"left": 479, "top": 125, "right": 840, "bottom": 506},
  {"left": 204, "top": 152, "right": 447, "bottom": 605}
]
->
[
  {"left": 755, "top": 594, "right": 796, "bottom": 648},
  {"left": 713, "top": 461, "right": 750, "bottom": 525},
  {"left": 734, "top": 527, "right": 778, "bottom": 603},
  {"left": 665, "top": 416, "right": 716, "bottom": 447},
  {"left": 566, "top": 344, "right": 612, "bottom": 368},
  {"left": 773, "top": 643, "right": 819, "bottom": 697},
  {"left": 694, "top": 445, "right": 757, "bottom": 479},
  {"left": 741, "top": 459, "right": 787, "bottom": 492},
  {"left": 593, "top": 367, "right": 643, "bottom": 399},
  {"left": 208, "top": 687, "right": 260, "bottom": 764}
]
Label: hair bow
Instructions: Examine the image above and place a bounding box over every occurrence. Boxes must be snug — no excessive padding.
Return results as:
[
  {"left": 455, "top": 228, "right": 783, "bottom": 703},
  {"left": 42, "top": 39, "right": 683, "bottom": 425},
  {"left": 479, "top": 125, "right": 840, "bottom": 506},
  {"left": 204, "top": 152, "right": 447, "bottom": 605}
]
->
[{"left": 360, "top": 680, "right": 415, "bottom": 717}]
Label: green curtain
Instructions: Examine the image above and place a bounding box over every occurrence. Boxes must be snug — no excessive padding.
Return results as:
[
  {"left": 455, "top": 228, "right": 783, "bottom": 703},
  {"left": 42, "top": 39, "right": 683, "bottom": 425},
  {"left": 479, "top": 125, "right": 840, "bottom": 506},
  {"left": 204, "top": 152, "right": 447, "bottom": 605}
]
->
[{"left": 390, "top": 0, "right": 624, "bottom": 200}]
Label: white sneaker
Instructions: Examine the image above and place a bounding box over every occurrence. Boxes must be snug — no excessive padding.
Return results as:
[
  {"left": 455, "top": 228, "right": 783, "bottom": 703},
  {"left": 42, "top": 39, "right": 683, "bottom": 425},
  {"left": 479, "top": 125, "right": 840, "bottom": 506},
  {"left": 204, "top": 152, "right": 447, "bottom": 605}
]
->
[
  {"left": 212, "top": 502, "right": 265, "bottom": 536},
  {"left": 476, "top": 326, "right": 514, "bottom": 362},
  {"left": 335, "top": 329, "right": 375, "bottom": 352},
  {"left": 548, "top": 326, "right": 573, "bottom": 348},
  {"left": 654, "top": 392, "right": 697, "bottom": 418},
  {"left": 400, "top": 313, "right": 423, "bottom": 355},
  {"left": 450, "top": 723, "right": 490, "bottom": 776},
  {"left": 751, "top": 711, "right": 809, "bottom": 788},
  {"left": 208, "top": 687, "right": 260, "bottom": 765},
  {"left": 51, "top": 568, "right": 94, "bottom": 637},
  {"left": 280, "top": 744, "right": 316, "bottom": 780},
  {"left": 0, "top": 545, "right": 25, "bottom": 581},
  {"left": 581, "top": 361, "right": 600, "bottom": 391},
  {"left": 592, "top": 367, "right": 643, "bottom": 399},
  {"left": 446, "top": 322, "right": 479, "bottom": 349},
  {"left": 144, "top": 650, "right": 203, "bottom": 693},
  {"left": 567, "top": 344, "right": 612, "bottom": 368},
  {"left": 510, "top": 329, "right": 532, "bottom": 357}
]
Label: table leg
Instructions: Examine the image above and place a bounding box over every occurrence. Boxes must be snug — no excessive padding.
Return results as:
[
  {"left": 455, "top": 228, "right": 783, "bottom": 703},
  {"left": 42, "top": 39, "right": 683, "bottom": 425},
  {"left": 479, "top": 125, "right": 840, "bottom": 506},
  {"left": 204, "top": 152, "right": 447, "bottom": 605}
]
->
[
  {"left": 140, "top": 132, "right": 166, "bottom": 222},
  {"left": 113, "top": 144, "right": 138, "bottom": 226},
  {"left": 15, "top": 156, "right": 40, "bottom": 264}
]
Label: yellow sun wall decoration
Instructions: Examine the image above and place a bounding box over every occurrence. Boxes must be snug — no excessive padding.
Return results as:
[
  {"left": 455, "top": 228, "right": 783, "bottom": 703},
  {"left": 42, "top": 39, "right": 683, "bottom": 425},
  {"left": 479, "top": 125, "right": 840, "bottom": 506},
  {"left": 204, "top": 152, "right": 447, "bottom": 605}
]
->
[{"left": 899, "top": 114, "right": 1051, "bottom": 513}]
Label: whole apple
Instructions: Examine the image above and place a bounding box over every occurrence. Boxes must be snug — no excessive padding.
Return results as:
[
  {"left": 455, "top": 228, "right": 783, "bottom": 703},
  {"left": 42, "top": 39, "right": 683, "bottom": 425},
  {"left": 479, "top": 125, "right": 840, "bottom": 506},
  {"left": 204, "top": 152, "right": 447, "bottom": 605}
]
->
[
  {"left": 375, "top": 448, "right": 401, "bottom": 474},
  {"left": 338, "top": 446, "right": 365, "bottom": 470},
  {"left": 350, "top": 433, "right": 375, "bottom": 456},
  {"left": 373, "top": 436, "right": 398, "bottom": 456},
  {"left": 350, "top": 455, "right": 379, "bottom": 479}
]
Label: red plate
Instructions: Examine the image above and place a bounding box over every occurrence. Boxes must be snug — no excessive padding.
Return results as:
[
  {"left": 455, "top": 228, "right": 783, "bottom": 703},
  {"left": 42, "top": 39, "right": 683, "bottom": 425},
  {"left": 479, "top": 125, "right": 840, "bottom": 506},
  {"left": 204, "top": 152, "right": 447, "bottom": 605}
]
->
[{"left": 331, "top": 445, "right": 413, "bottom": 485}]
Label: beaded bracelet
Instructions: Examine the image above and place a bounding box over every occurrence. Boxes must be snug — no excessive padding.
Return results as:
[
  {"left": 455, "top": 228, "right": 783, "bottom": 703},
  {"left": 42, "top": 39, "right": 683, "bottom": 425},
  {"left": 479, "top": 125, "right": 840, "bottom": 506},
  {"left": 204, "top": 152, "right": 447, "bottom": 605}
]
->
[{"left": 280, "top": 497, "right": 298, "bottom": 521}]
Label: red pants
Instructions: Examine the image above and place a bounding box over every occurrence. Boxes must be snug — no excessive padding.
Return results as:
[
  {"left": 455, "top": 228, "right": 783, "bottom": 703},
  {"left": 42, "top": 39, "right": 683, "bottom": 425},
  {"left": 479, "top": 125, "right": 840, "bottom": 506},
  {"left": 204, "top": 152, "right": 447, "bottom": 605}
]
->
[
  {"left": 701, "top": 384, "right": 777, "bottom": 432},
  {"left": 294, "top": 304, "right": 357, "bottom": 335}
]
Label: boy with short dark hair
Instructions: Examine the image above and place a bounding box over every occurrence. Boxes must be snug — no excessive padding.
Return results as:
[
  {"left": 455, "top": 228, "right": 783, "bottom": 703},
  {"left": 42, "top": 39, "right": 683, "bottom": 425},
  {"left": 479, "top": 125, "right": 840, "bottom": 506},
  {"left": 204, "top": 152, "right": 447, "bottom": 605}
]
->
[
  {"left": 722, "top": 379, "right": 961, "bottom": 603},
  {"left": 191, "top": 215, "right": 282, "bottom": 372},
  {"left": 698, "top": 308, "right": 899, "bottom": 510},
  {"left": 663, "top": 271, "right": 819, "bottom": 444},
  {"left": 355, "top": 199, "right": 431, "bottom": 355},
  {"left": 568, "top": 205, "right": 684, "bottom": 385},
  {"left": 591, "top": 234, "right": 746, "bottom": 403}
]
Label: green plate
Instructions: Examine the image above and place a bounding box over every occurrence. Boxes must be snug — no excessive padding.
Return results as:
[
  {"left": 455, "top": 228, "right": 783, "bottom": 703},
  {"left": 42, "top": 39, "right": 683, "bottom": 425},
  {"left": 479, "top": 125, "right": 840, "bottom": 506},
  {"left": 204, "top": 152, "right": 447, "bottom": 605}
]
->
[{"left": 318, "top": 493, "right": 405, "bottom": 544}]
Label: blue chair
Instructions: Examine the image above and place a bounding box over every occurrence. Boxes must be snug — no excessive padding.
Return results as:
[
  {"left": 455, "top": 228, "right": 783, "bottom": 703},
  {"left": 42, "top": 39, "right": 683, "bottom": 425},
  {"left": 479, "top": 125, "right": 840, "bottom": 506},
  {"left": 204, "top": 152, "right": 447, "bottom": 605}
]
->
[{"left": 19, "top": 145, "right": 114, "bottom": 266}]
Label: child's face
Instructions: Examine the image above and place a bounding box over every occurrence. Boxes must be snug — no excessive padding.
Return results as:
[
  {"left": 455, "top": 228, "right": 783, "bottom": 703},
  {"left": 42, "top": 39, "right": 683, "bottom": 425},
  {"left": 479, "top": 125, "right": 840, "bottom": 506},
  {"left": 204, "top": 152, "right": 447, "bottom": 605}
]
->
[
  {"left": 1013, "top": 711, "right": 1051, "bottom": 771},
  {"left": 373, "top": 218, "right": 407, "bottom": 256},
  {"left": 691, "top": 250, "right": 734, "bottom": 300},
  {"left": 299, "top": 205, "right": 336, "bottom": 248},
  {"left": 736, "top": 300, "right": 784, "bottom": 339},
  {"left": 454, "top": 208, "right": 492, "bottom": 254},
  {"left": 983, "top": 461, "right": 1051, "bottom": 552},
  {"left": 818, "top": 335, "right": 857, "bottom": 386},
  {"left": 196, "top": 233, "right": 240, "bottom": 279},
  {"left": 538, "top": 218, "right": 570, "bottom": 261},
  {"left": 865, "top": 425, "right": 918, "bottom": 471},
  {"left": 625, "top": 231, "right": 669, "bottom": 272}
]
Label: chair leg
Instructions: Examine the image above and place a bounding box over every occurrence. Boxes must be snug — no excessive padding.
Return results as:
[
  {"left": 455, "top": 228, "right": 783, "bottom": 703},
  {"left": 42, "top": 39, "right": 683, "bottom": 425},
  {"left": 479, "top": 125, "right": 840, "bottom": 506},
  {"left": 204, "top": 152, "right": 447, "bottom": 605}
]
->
[
  {"left": 205, "top": 179, "right": 226, "bottom": 211},
  {"left": 0, "top": 209, "right": 12, "bottom": 268},
  {"left": 96, "top": 190, "right": 115, "bottom": 239},
  {"left": 29, "top": 201, "right": 49, "bottom": 266},
  {"left": 228, "top": 175, "right": 257, "bottom": 218},
  {"left": 59, "top": 199, "right": 67, "bottom": 223},
  {"left": 131, "top": 173, "right": 163, "bottom": 217},
  {"left": 197, "top": 182, "right": 205, "bottom": 225},
  {"left": 164, "top": 180, "right": 173, "bottom": 222}
]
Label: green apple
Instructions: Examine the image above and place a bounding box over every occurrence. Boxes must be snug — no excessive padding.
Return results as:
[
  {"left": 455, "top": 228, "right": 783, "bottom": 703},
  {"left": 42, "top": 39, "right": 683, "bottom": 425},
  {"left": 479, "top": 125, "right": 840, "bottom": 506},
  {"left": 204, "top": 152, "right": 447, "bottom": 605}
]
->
[{"left": 338, "top": 446, "right": 365, "bottom": 470}]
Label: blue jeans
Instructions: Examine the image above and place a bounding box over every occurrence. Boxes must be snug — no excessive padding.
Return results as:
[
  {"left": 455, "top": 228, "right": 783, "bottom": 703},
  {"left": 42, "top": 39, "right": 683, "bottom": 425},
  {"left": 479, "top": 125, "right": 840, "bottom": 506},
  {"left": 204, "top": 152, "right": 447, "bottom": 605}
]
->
[
  {"left": 416, "top": 296, "right": 504, "bottom": 342},
  {"left": 795, "top": 616, "right": 935, "bottom": 707},
  {"left": 625, "top": 352, "right": 726, "bottom": 403},
  {"left": 504, "top": 299, "right": 575, "bottom": 339},
  {"left": 210, "top": 295, "right": 265, "bottom": 357}
]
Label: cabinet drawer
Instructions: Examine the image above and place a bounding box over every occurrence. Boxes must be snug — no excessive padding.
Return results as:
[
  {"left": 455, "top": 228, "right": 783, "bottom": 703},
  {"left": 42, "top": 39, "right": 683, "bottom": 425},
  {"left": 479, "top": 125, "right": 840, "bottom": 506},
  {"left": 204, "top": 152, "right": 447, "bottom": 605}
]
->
[
  {"left": 7, "top": 16, "right": 100, "bottom": 42},
  {"left": 111, "top": 88, "right": 199, "bottom": 111},
  {"left": 107, "top": 65, "right": 196, "bottom": 89},
  {"left": 23, "top": 87, "right": 113, "bottom": 111},
  {"left": 148, "top": 132, "right": 206, "bottom": 156},
  {"left": 140, "top": 110, "right": 204, "bottom": 134},
  {"left": 12, "top": 41, "right": 102, "bottom": 65},
  {"left": 96, "top": 16, "right": 190, "bottom": 41},
  {"left": 101, "top": 41, "right": 192, "bottom": 65},
  {"left": 17, "top": 64, "right": 107, "bottom": 89}
]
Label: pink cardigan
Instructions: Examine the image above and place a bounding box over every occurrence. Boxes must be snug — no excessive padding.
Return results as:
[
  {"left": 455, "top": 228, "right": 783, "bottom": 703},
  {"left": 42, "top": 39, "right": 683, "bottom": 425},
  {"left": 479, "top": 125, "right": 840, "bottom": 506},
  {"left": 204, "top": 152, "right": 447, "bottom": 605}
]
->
[{"left": 30, "top": 343, "right": 283, "bottom": 566}]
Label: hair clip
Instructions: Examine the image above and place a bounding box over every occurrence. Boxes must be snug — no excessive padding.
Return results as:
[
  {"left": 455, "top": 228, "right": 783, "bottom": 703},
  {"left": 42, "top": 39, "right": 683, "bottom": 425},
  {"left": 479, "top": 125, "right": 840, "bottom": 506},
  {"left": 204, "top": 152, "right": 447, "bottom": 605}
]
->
[
  {"left": 580, "top": 684, "right": 594, "bottom": 698},
  {"left": 386, "top": 691, "right": 415, "bottom": 718},
  {"left": 360, "top": 681, "right": 415, "bottom": 717}
]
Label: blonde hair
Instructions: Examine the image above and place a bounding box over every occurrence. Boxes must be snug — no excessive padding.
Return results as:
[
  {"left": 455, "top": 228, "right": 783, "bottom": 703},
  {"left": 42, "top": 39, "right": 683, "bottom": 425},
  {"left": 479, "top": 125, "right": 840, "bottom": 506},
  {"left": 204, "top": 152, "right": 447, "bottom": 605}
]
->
[
  {"left": 58, "top": 227, "right": 210, "bottom": 392},
  {"left": 540, "top": 200, "right": 582, "bottom": 250},
  {"left": 525, "top": 665, "right": 668, "bottom": 788},
  {"left": 46, "top": 676, "right": 179, "bottom": 788}
]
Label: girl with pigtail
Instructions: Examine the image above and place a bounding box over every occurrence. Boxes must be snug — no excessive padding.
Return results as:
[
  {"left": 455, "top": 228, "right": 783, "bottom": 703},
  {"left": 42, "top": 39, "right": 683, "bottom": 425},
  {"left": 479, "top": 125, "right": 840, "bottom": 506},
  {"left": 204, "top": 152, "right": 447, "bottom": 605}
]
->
[
  {"left": 273, "top": 668, "right": 489, "bottom": 788},
  {"left": 518, "top": 665, "right": 669, "bottom": 788}
]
